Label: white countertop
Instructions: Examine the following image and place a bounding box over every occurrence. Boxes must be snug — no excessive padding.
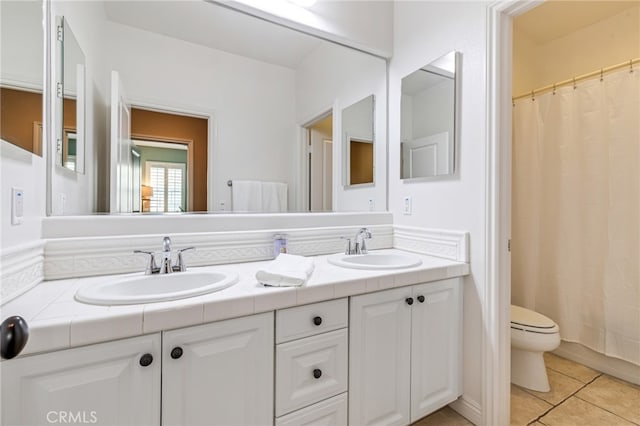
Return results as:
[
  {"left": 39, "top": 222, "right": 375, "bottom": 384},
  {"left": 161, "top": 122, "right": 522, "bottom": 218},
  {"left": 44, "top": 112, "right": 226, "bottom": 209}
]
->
[{"left": 1, "top": 249, "right": 469, "bottom": 357}]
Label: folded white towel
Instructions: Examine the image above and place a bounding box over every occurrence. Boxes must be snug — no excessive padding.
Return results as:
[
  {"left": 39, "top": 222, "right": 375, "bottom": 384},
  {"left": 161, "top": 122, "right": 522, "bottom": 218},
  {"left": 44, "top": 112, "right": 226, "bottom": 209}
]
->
[{"left": 256, "top": 253, "right": 315, "bottom": 287}]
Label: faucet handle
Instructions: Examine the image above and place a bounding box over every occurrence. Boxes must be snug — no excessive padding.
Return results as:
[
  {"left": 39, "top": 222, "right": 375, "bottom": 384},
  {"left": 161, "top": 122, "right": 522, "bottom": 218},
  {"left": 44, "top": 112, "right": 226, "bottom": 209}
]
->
[
  {"left": 134, "top": 250, "right": 159, "bottom": 275},
  {"left": 340, "top": 237, "right": 352, "bottom": 255},
  {"left": 173, "top": 247, "right": 195, "bottom": 272}
]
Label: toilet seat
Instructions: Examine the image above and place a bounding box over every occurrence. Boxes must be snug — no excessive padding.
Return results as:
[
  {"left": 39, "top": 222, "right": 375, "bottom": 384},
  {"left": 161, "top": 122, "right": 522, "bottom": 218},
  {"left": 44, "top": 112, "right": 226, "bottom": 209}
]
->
[{"left": 511, "top": 305, "right": 559, "bottom": 334}]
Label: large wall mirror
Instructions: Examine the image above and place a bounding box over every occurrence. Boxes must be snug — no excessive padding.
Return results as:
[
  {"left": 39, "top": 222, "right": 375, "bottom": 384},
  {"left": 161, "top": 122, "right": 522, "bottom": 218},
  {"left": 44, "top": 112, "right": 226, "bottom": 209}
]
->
[
  {"left": 0, "top": 0, "right": 44, "bottom": 156},
  {"left": 49, "top": 0, "right": 387, "bottom": 215},
  {"left": 400, "top": 51, "right": 459, "bottom": 180},
  {"left": 343, "top": 95, "right": 374, "bottom": 187}
]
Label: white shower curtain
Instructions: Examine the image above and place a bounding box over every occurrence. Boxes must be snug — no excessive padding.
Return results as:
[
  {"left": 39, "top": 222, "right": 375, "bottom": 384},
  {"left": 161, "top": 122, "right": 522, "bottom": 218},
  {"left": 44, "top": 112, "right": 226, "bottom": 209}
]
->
[{"left": 512, "top": 67, "right": 640, "bottom": 366}]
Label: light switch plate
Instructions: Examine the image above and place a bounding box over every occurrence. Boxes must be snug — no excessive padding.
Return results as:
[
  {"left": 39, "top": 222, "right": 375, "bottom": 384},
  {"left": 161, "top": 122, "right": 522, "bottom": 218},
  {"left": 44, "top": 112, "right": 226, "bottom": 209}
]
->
[
  {"left": 11, "top": 187, "right": 24, "bottom": 225},
  {"left": 403, "top": 196, "right": 412, "bottom": 215}
]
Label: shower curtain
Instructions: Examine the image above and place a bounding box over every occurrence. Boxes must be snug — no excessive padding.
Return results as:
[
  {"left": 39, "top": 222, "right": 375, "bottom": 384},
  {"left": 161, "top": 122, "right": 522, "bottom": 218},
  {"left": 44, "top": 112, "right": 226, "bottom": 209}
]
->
[{"left": 512, "top": 67, "right": 640, "bottom": 366}]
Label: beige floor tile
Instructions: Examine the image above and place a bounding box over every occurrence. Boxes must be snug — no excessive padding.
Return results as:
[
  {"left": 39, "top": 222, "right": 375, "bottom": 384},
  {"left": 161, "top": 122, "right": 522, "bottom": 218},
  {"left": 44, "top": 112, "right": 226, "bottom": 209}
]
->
[
  {"left": 511, "top": 384, "right": 553, "bottom": 426},
  {"left": 544, "top": 353, "right": 601, "bottom": 384},
  {"left": 575, "top": 375, "right": 640, "bottom": 424},
  {"left": 524, "top": 369, "right": 585, "bottom": 405},
  {"left": 539, "top": 396, "right": 635, "bottom": 426},
  {"left": 412, "top": 406, "right": 473, "bottom": 426}
]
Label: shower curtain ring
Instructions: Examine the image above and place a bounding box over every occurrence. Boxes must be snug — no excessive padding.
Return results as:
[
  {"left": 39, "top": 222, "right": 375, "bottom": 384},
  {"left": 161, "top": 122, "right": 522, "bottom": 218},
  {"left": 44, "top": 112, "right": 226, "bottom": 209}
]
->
[
  {"left": 531, "top": 90, "right": 535, "bottom": 101},
  {"left": 552, "top": 84, "right": 556, "bottom": 95},
  {"left": 600, "top": 68, "right": 604, "bottom": 82},
  {"left": 631, "top": 59, "right": 634, "bottom": 73},
  {"left": 573, "top": 77, "right": 577, "bottom": 90}
]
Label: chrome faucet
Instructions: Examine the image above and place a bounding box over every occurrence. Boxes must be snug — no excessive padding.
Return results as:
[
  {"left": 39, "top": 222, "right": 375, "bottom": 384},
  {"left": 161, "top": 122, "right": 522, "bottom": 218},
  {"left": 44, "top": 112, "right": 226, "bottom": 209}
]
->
[
  {"left": 343, "top": 228, "right": 372, "bottom": 255},
  {"left": 134, "top": 237, "right": 195, "bottom": 275}
]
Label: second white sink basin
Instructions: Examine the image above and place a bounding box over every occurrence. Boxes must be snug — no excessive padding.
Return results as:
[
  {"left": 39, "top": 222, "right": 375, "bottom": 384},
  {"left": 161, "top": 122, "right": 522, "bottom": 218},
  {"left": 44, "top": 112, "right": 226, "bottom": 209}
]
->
[
  {"left": 327, "top": 252, "right": 422, "bottom": 270},
  {"left": 75, "top": 270, "right": 238, "bottom": 306}
]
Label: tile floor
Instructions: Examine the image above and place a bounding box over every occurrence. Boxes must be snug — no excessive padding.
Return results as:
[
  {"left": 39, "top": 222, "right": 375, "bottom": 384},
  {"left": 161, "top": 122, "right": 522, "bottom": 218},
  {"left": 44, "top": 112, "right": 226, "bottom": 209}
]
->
[{"left": 414, "top": 353, "right": 640, "bottom": 426}]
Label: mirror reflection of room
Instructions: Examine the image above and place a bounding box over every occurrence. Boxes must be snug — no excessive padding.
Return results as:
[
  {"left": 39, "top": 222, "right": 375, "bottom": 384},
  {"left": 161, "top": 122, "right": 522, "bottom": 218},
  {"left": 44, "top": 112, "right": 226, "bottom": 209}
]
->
[
  {"left": 46, "top": 0, "right": 386, "bottom": 215},
  {"left": 0, "top": 0, "right": 44, "bottom": 156},
  {"left": 343, "top": 95, "right": 375, "bottom": 186},
  {"left": 401, "top": 51, "right": 458, "bottom": 179}
]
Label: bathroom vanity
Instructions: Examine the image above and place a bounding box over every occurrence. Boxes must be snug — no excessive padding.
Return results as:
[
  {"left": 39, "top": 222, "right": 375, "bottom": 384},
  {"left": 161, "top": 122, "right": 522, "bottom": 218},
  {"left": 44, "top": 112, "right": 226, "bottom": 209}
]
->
[{"left": 1, "top": 249, "right": 467, "bottom": 426}]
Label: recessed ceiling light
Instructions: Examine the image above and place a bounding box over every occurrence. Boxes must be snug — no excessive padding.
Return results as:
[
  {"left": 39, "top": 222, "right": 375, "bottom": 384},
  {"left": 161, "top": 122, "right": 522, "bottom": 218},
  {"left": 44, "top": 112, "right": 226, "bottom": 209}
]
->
[{"left": 288, "top": 0, "right": 317, "bottom": 8}]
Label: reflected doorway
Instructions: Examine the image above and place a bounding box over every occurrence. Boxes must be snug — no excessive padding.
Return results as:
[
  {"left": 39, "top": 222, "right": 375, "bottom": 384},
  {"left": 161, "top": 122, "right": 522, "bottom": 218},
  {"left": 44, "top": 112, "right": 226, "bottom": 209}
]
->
[{"left": 304, "top": 112, "right": 333, "bottom": 212}]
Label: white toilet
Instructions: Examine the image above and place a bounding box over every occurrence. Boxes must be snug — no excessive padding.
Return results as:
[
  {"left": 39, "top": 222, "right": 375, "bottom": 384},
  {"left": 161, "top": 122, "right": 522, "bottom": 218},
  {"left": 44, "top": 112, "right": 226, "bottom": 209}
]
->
[{"left": 510, "top": 305, "right": 560, "bottom": 392}]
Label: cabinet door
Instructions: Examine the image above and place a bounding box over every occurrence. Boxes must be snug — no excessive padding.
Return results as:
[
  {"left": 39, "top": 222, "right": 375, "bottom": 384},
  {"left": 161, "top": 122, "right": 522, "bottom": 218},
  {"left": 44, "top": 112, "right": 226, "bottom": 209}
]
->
[
  {"left": 349, "top": 288, "right": 412, "bottom": 426},
  {"left": 1, "top": 334, "right": 161, "bottom": 426},
  {"left": 410, "top": 278, "right": 462, "bottom": 422},
  {"left": 162, "top": 312, "right": 274, "bottom": 426}
]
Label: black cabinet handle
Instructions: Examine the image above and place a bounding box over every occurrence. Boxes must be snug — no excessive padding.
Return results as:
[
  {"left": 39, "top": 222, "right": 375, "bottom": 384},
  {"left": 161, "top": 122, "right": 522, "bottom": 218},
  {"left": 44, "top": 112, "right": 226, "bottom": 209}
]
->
[
  {"left": 417, "top": 295, "right": 425, "bottom": 303},
  {"left": 313, "top": 316, "right": 322, "bottom": 326},
  {"left": 171, "top": 347, "right": 183, "bottom": 359},
  {"left": 313, "top": 368, "right": 322, "bottom": 379},
  {"left": 1, "top": 316, "right": 29, "bottom": 360},
  {"left": 405, "top": 297, "right": 414, "bottom": 306},
  {"left": 139, "top": 353, "right": 153, "bottom": 367}
]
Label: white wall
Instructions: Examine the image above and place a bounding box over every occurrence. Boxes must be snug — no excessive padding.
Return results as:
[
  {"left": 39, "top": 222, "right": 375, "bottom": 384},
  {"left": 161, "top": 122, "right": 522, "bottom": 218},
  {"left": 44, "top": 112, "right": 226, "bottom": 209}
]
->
[
  {"left": 390, "top": 1, "right": 489, "bottom": 418},
  {"left": 296, "top": 42, "right": 387, "bottom": 212}
]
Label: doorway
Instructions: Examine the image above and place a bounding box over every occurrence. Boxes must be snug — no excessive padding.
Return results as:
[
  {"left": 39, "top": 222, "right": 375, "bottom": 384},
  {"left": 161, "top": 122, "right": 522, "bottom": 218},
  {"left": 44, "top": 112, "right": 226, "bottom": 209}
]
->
[
  {"left": 304, "top": 111, "right": 333, "bottom": 212},
  {"left": 130, "top": 108, "right": 208, "bottom": 212}
]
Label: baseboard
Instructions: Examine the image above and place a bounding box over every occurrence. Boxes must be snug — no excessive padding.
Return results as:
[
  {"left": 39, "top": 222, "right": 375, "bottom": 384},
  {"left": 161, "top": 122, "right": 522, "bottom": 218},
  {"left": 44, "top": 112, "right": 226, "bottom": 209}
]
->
[
  {"left": 0, "top": 241, "right": 45, "bottom": 304},
  {"left": 554, "top": 341, "right": 640, "bottom": 385},
  {"left": 450, "top": 395, "right": 482, "bottom": 425}
]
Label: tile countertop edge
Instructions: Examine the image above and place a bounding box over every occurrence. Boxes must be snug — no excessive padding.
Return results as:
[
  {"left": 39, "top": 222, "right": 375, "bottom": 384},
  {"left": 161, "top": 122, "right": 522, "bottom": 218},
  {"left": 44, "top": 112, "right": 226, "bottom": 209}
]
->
[{"left": 2, "top": 249, "right": 470, "bottom": 358}]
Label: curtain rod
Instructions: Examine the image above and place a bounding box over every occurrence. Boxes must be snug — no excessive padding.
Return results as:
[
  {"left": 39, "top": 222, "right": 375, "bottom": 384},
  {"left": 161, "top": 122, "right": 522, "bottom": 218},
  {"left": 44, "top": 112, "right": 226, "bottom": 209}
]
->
[{"left": 513, "top": 57, "right": 639, "bottom": 101}]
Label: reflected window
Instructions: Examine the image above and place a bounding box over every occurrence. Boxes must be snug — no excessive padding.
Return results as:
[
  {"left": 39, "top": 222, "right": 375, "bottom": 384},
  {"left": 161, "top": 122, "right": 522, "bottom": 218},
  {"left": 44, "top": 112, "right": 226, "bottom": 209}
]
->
[{"left": 146, "top": 161, "right": 186, "bottom": 212}]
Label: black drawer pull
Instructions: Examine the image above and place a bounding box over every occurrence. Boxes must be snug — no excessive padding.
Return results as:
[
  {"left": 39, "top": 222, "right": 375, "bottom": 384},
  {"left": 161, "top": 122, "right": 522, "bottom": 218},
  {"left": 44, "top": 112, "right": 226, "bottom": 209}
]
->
[
  {"left": 405, "top": 297, "right": 414, "bottom": 306},
  {"left": 1, "top": 316, "right": 29, "bottom": 360},
  {"left": 313, "top": 369, "right": 322, "bottom": 379},
  {"left": 417, "top": 295, "right": 425, "bottom": 303},
  {"left": 139, "top": 353, "right": 153, "bottom": 367},
  {"left": 171, "top": 347, "right": 183, "bottom": 359},
  {"left": 313, "top": 316, "right": 322, "bottom": 326}
]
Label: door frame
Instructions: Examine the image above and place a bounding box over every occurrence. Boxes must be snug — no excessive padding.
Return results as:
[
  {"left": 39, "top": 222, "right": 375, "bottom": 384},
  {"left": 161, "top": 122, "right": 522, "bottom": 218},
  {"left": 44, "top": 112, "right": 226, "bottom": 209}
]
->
[
  {"left": 299, "top": 108, "right": 333, "bottom": 212},
  {"left": 484, "top": 1, "right": 542, "bottom": 425}
]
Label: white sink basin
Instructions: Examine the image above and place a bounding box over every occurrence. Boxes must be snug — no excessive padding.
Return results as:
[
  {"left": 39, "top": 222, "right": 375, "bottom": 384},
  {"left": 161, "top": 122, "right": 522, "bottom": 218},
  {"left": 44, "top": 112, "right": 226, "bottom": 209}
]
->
[
  {"left": 75, "top": 270, "right": 238, "bottom": 306},
  {"left": 327, "top": 252, "right": 422, "bottom": 270}
]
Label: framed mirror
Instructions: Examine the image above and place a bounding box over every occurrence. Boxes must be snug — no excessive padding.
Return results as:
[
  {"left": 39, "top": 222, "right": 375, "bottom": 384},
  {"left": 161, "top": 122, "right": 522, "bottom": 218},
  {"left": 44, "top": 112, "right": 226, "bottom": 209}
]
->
[
  {"left": 400, "top": 51, "right": 459, "bottom": 180},
  {"left": 343, "top": 95, "right": 374, "bottom": 187},
  {"left": 56, "top": 16, "right": 85, "bottom": 173},
  {"left": 0, "top": 0, "right": 44, "bottom": 156}
]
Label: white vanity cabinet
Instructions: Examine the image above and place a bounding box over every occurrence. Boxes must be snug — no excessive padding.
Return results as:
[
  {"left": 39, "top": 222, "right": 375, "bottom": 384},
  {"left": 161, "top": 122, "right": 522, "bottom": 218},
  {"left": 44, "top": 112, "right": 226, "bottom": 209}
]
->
[
  {"left": 162, "top": 312, "right": 274, "bottom": 426},
  {"left": 349, "top": 278, "right": 462, "bottom": 426},
  {"left": 0, "top": 334, "right": 161, "bottom": 426},
  {"left": 1, "top": 312, "right": 273, "bottom": 426}
]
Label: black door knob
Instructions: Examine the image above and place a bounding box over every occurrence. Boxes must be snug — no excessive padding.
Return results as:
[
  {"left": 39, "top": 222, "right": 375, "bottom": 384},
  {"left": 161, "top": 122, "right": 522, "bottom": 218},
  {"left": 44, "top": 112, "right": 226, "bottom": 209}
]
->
[
  {"left": 313, "top": 316, "right": 322, "bottom": 326},
  {"left": 1, "top": 316, "right": 29, "bottom": 360},
  {"left": 313, "top": 368, "right": 322, "bottom": 379},
  {"left": 171, "top": 347, "right": 183, "bottom": 359},
  {"left": 417, "top": 295, "right": 425, "bottom": 303},
  {"left": 139, "top": 353, "right": 153, "bottom": 367},
  {"left": 405, "top": 297, "right": 414, "bottom": 306}
]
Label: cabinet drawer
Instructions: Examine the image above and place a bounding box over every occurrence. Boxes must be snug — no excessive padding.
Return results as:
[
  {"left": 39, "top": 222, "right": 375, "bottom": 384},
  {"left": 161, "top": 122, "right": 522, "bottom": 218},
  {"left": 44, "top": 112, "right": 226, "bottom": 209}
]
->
[
  {"left": 275, "top": 393, "right": 348, "bottom": 426},
  {"left": 276, "top": 329, "right": 348, "bottom": 416},
  {"left": 276, "top": 298, "right": 348, "bottom": 343}
]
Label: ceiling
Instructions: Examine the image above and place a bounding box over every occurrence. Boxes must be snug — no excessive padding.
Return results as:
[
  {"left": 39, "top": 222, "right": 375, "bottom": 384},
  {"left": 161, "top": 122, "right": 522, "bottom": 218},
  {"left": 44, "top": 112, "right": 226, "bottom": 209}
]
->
[
  {"left": 514, "top": 0, "right": 638, "bottom": 44},
  {"left": 102, "top": 1, "right": 323, "bottom": 69}
]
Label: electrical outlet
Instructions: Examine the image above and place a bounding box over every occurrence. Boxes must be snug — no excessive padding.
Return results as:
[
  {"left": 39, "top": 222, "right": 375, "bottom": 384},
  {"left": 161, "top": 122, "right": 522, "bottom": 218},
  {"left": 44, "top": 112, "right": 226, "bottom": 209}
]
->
[
  {"left": 11, "top": 187, "right": 24, "bottom": 225},
  {"left": 219, "top": 200, "right": 226, "bottom": 211},
  {"left": 368, "top": 198, "right": 374, "bottom": 211},
  {"left": 403, "top": 196, "right": 412, "bottom": 215}
]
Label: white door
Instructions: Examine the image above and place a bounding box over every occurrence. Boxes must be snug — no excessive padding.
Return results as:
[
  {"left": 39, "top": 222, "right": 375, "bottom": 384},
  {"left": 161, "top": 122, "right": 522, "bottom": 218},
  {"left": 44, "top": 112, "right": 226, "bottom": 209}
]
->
[
  {"left": 402, "top": 131, "right": 449, "bottom": 178},
  {"left": 162, "top": 312, "right": 274, "bottom": 426},
  {"left": 110, "top": 70, "right": 132, "bottom": 213},
  {"left": 1, "top": 334, "right": 161, "bottom": 426},
  {"left": 349, "top": 288, "right": 412, "bottom": 426},
  {"left": 410, "top": 279, "right": 463, "bottom": 422}
]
